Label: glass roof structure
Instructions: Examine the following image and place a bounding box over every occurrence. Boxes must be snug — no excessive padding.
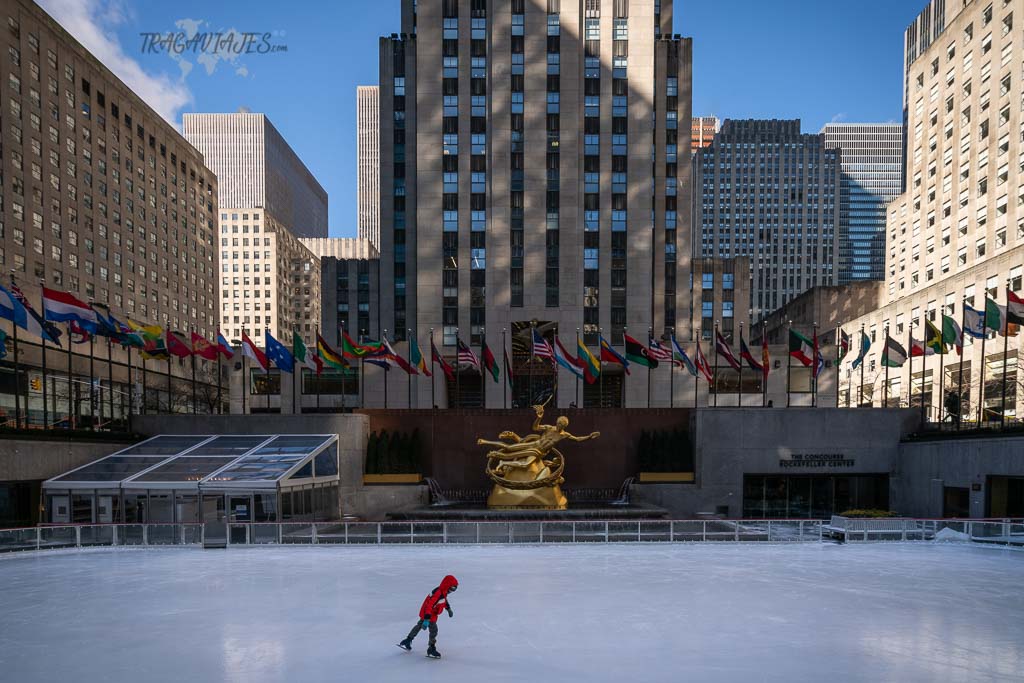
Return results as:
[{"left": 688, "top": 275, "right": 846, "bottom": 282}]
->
[{"left": 43, "top": 434, "right": 339, "bottom": 491}]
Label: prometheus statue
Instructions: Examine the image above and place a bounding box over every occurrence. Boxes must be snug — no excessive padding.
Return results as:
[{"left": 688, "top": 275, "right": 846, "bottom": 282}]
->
[{"left": 477, "top": 403, "right": 600, "bottom": 509}]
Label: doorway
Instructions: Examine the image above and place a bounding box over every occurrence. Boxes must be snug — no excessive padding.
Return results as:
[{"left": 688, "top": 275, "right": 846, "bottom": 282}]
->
[
  {"left": 202, "top": 494, "right": 226, "bottom": 547},
  {"left": 943, "top": 486, "right": 970, "bottom": 518}
]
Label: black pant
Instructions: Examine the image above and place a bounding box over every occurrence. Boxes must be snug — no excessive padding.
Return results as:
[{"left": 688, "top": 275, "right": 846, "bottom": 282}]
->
[{"left": 405, "top": 619, "right": 438, "bottom": 648}]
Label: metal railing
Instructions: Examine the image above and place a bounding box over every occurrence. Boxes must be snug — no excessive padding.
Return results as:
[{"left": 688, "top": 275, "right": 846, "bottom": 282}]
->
[{"left": 2, "top": 518, "right": 1021, "bottom": 554}]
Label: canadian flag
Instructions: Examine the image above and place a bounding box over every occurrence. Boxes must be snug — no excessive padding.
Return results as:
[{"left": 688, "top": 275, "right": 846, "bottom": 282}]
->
[{"left": 241, "top": 332, "right": 268, "bottom": 370}]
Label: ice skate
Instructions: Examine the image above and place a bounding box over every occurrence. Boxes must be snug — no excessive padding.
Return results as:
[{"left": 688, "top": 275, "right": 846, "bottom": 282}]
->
[
  {"left": 426, "top": 646, "right": 441, "bottom": 659},
  {"left": 396, "top": 640, "right": 411, "bottom": 651}
]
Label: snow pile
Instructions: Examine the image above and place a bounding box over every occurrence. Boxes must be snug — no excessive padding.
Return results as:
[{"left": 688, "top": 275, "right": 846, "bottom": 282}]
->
[{"left": 934, "top": 526, "right": 971, "bottom": 543}]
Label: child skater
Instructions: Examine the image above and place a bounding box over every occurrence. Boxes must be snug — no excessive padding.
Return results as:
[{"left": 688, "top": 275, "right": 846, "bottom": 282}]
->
[{"left": 397, "top": 575, "right": 458, "bottom": 659}]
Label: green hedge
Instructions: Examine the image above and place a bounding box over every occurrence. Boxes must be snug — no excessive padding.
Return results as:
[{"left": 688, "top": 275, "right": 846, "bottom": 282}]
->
[
  {"left": 365, "top": 428, "right": 423, "bottom": 474},
  {"left": 636, "top": 428, "right": 694, "bottom": 473}
]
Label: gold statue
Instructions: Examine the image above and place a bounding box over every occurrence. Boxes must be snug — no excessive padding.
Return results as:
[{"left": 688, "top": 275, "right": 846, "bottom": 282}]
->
[{"left": 477, "top": 403, "right": 600, "bottom": 509}]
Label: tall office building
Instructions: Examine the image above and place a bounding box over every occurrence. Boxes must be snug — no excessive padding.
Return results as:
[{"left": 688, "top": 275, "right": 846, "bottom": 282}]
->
[
  {"left": 694, "top": 119, "right": 840, "bottom": 322},
  {"left": 843, "top": 0, "right": 1024, "bottom": 420},
  {"left": 183, "top": 113, "right": 326, "bottom": 343},
  {"left": 377, "top": 0, "right": 693, "bottom": 408},
  {"left": 357, "top": 86, "right": 381, "bottom": 250},
  {"left": 821, "top": 123, "right": 903, "bottom": 284},
  {"left": 0, "top": 0, "right": 220, "bottom": 421},
  {"left": 691, "top": 115, "right": 719, "bottom": 154}
]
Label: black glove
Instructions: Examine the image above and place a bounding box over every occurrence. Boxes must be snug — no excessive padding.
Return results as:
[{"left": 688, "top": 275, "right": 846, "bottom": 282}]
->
[{"left": 446, "top": 607, "right": 454, "bottom": 618}]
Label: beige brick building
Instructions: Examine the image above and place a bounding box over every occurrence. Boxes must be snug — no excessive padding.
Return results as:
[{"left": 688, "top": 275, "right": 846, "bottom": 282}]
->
[
  {"left": 843, "top": 0, "right": 1024, "bottom": 421},
  {"left": 377, "top": 0, "right": 693, "bottom": 409},
  {"left": 0, "top": 0, "right": 220, "bottom": 423},
  {"left": 357, "top": 86, "right": 381, "bottom": 251},
  {"left": 183, "top": 113, "right": 326, "bottom": 345}
]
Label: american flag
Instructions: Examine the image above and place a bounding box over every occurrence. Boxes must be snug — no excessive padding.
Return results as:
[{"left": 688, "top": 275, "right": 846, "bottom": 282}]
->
[
  {"left": 649, "top": 336, "right": 673, "bottom": 362},
  {"left": 457, "top": 338, "right": 480, "bottom": 370},
  {"left": 532, "top": 328, "right": 554, "bottom": 364}
]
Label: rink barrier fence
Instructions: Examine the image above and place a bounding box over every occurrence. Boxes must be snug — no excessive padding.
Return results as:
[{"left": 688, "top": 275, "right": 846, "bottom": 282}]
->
[{"left": 0, "top": 518, "right": 1022, "bottom": 553}]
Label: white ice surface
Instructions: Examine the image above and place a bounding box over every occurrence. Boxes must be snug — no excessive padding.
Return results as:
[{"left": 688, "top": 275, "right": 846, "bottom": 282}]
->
[{"left": 1, "top": 543, "right": 1023, "bottom": 682}]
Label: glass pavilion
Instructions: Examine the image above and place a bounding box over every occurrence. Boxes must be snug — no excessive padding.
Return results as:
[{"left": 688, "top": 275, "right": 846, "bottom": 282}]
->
[{"left": 41, "top": 435, "right": 340, "bottom": 525}]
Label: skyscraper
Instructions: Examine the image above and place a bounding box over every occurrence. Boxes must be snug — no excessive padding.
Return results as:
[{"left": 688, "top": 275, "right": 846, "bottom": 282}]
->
[
  {"left": 377, "top": 0, "right": 693, "bottom": 408},
  {"left": 821, "top": 123, "right": 903, "bottom": 284},
  {"left": 183, "top": 113, "right": 326, "bottom": 343},
  {"left": 695, "top": 119, "right": 840, "bottom": 322},
  {"left": 357, "top": 86, "right": 381, "bottom": 250}
]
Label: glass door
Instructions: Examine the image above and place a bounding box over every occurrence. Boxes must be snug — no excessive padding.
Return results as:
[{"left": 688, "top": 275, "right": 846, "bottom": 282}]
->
[{"left": 202, "top": 494, "right": 227, "bottom": 547}]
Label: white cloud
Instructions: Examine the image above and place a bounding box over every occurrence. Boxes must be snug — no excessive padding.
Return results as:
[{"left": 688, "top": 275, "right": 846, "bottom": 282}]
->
[{"left": 37, "top": 0, "right": 192, "bottom": 126}]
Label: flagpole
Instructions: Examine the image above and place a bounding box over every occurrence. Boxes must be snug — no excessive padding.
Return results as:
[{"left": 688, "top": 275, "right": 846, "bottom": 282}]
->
[
  {"left": 66, "top": 324, "right": 74, "bottom": 427},
  {"left": 713, "top": 321, "right": 719, "bottom": 408},
  {"left": 11, "top": 316, "right": 21, "bottom": 429},
  {"left": 218, "top": 346, "right": 224, "bottom": 415},
  {"left": 455, "top": 327, "right": 461, "bottom": 409},
  {"left": 647, "top": 326, "right": 652, "bottom": 409},
  {"left": 978, "top": 312, "right": 987, "bottom": 425},
  {"left": 292, "top": 330, "right": 298, "bottom": 415},
  {"left": 575, "top": 328, "right": 581, "bottom": 409},
  {"left": 669, "top": 328, "right": 675, "bottom": 409},
  {"left": 786, "top": 321, "right": 793, "bottom": 408},
  {"left": 481, "top": 329, "right": 487, "bottom": 409},
  {"left": 315, "top": 327, "right": 321, "bottom": 413},
  {"left": 383, "top": 328, "right": 390, "bottom": 410},
  {"left": 1000, "top": 280, "right": 1011, "bottom": 427},
  {"left": 35, "top": 279, "right": 48, "bottom": 429},
  {"left": 126, "top": 345, "right": 133, "bottom": 427},
  {"left": 430, "top": 327, "right": 436, "bottom": 410},
  {"left": 107, "top": 336, "right": 114, "bottom": 426},
  {"left": 812, "top": 322, "right": 818, "bottom": 408},
  {"left": 529, "top": 321, "right": 535, "bottom": 407},
  {"left": 938, "top": 316, "right": 946, "bottom": 423},
  {"left": 835, "top": 324, "right": 841, "bottom": 408},
  {"left": 762, "top": 321, "right": 768, "bottom": 408},
  {"left": 407, "top": 328, "right": 413, "bottom": 410},
  {"left": 958, "top": 296, "right": 967, "bottom": 430},
  {"left": 884, "top": 324, "right": 890, "bottom": 408},
  {"left": 503, "top": 328, "right": 508, "bottom": 410},
  {"left": 694, "top": 328, "right": 699, "bottom": 409},
  {"left": 191, "top": 329, "right": 197, "bottom": 416},
  {"left": 859, "top": 324, "right": 865, "bottom": 407},
  {"left": 599, "top": 326, "right": 604, "bottom": 408},
  {"left": 738, "top": 322, "right": 744, "bottom": 408},
  {"left": 141, "top": 353, "right": 147, "bottom": 417},
  {"left": 166, "top": 350, "right": 173, "bottom": 416},
  {"left": 907, "top": 320, "right": 913, "bottom": 413},
  {"left": 241, "top": 346, "right": 247, "bottom": 415},
  {"left": 920, "top": 316, "right": 928, "bottom": 425},
  {"left": 89, "top": 334, "right": 96, "bottom": 427}
]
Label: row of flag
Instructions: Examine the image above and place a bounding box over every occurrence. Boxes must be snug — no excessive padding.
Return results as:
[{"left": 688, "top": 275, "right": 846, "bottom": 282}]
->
[{"left": 844, "top": 288, "right": 1024, "bottom": 369}]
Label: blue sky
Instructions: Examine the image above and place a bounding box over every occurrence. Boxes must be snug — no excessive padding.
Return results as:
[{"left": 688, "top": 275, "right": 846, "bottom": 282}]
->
[{"left": 42, "top": 0, "right": 925, "bottom": 238}]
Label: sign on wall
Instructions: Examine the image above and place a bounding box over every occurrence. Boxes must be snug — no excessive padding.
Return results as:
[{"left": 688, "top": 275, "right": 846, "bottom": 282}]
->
[{"left": 779, "top": 453, "right": 855, "bottom": 469}]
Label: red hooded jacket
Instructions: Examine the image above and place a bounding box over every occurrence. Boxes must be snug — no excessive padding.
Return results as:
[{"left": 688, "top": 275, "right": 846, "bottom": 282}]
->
[{"left": 418, "top": 575, "right": 458, "bottom": 623}]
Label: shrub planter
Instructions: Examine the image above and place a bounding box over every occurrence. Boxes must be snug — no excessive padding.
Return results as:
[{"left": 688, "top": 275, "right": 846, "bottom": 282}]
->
[
  {"left": 363, "top": 473, "right": 422, "bottom": 485},
  {"left": 638, "top": 472, "right": 695, "bottom": 483}
]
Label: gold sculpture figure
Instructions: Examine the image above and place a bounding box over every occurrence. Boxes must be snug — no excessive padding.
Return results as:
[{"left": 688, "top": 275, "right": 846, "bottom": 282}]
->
[{"left": 478, "top": 403, "right": 600, "bottom": 509}]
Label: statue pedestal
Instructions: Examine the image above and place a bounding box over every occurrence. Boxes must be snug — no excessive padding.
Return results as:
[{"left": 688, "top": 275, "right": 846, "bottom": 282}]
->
[{"left": 486, "top": 457, "right": 567, "bottom": 510}]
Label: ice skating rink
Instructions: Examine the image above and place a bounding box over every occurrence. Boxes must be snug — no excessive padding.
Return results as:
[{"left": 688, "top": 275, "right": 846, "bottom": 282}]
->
[{"left": 1, "top": 543, "right": 1023, "bottom": 682}]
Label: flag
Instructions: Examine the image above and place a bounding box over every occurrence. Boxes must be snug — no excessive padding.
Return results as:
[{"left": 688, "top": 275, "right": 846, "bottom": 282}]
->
[
  {"left": 191, "top": 332, "right": 219, "bottom": 361},
  {"left": 294, "top": 331, "right": 323, "bottom": 374},
  {"left": 941, "top": 315, "right": 963, "bottom": 355},
  {"left": 963, "top": 304, "right": 987, "bottom": 339},
  {"left": 624, "top": 333, "right": 659, "bottom": 369},
  {"left": 649, "top": 337, "right": 673, "bottom": 363},
  {"left": 216, "top": 332, "right": 234, "bottom": 358},
  {"left": 693, "top": 338, "right": 713, "bottom": 383},
  {"left": 140, "top": 336, "right": 169, "bottom": 360},
  {"left": 317, "top": 334, "right": 347, "bottom": 371},
  {"left": 882, "top": 336, "right": 908, "bottom": 367},
  {"left": 89, "top": 303, "right": 121, "bottom": 339},
  {"left": 342, "top": 330, "right": 381, "bottom": 359},
  {"left": 788, "top": 329, "right": 815, "bottom": 367},
  {"left": 410, "top": 337, "right": 431, "bottom": 376},
  {"left": 714, "top": 331, "right": 740, "bottom": 371},
  {"left": 910, "top": 336, "right": 936, "bottom": 357},
  {"left": 457, "top": 338, "right": 480, "bottom": 371},
  {"left": 0, "top": 284, "right": 60, "bottom": 344},
  {"left": 531, "top": 328, "right": 554, "bottom": 365},
  {"left": 265, "top": 330, "right": 294, "bottom": 372},
  {"left": 503, "top": 345, "right": 516, "bottom": 391},
  {"left": 384, "top": 339, "right": 418, "bottom": 375},
  {"left": 813, "top": 329, "right": 824, "bottom": 378},
  {"left": 114, "top": 320, "right": 145, "bottom": 349},
  {"left": 739, "top": 337, "right": 764, "bottom": 373},
  {"left": 0, "top": 329, "right": 6, "bottom": 359},
  {"left": 554, "top": 336, "right": 583, "bottom": 380},
  {"left": 166, "top": 330, "right": 193, "bottom": 358},
  {"left": 432, "top": 340, "right": 454, "bottom": 382},
  {"left": 599, "top": 336, "right": 630, "bottom": 375},
  {"left": 1008, "top": 289, "right": 1024, "bottom": 326},
  {"left": 670, "top": 336, "right": 697, "bottom": 377},
  {"left": 577, "top": 338, "right": 601, "bottom": 384},
  {"left": 69, "top": 320, "right": 92, "bottom": 344},
  {"left": 838, "top": 329, "right": 850, "bottom": 364},
  {"left": 851, "top": 332, "right": 871, "bottom": 369},
  {"left": 42, "top": 287, "right": 97, "bottom": 332},
  {"left": 761, "top": 334, "right": 771, "bottom": 381},
  {"left": 128, "top": 319, "right": 163, "bottom": 341},
  {"left": 985, "top": 298, "right": 1005, "bottom": 333},
  {"left": 9, "top": 284, "right": 61, "bottom": 346},
  {"left": 481, "top": 341, "right": 500, "bottom": 383},
  {"left": 241, "top": 332, "right": 268, "bottom": 371},
  {"left": 924, "top": 319, "right": 945, "bottom": 355}
]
